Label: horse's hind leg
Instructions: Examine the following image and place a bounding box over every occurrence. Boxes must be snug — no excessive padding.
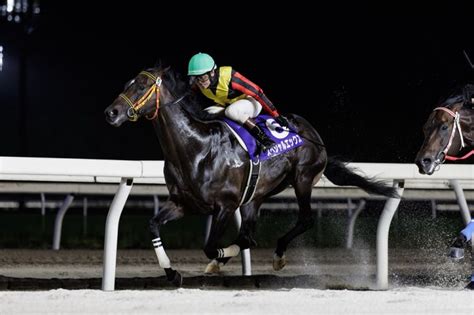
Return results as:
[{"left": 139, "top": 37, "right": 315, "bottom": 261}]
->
[
  {"left": 203, "top": 206, "right": 246, "bottom": 274},
  {"left": 236, "top": 200, "right": 261, "bottom": 249},
  {"left": 273, "top": 173, "right": 321, "bottom": 271},
  {"left": 205, "top": 201, "right": 261, "bottom": 273},
  {"left": 149, "top": 200, "right": 184, "bottom": 286}
]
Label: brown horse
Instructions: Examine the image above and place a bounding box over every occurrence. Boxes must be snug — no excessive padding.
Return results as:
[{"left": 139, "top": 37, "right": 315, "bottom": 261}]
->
[
  {"left": 415, "top": 84, "right": 474, "bottom": 174},
  {"left": 104, "top": 65, "right": 398, "bottom": 286}
]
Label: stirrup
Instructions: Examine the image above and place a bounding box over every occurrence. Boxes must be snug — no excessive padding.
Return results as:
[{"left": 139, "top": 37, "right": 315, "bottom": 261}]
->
[{"left": 247, "top": 124, "right": 275, "bottom": 150}]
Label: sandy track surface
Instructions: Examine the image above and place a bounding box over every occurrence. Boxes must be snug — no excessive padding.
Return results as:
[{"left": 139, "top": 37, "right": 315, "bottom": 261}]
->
[{"left": 0, "top": 247, "right": 471, "bottom": 290}]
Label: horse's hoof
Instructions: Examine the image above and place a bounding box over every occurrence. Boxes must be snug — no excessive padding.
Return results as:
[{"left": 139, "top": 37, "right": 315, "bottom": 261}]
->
[
  {"left": 273, "top": 253, "right": 287, "bottom": 271},
  {"left": 165, "top": 268, "right": 183, "bottom": 287},
  {"left": 448, "top": 247, "right": 464, "bottom": 260},
  {"left": 450, "top": 235, "right": 467, "bottom": 248},
  {"left": 170, "top": 271, "right": 183, "bottom": 287},
  {"left": 448, "top": 235, "right": 467, "bottom": 260},
  {"left": 204, "top": 259, "right": 221, "bottom": 274},
  {"left": 466, "top": 282, "right": 474, "bottom": 290}
]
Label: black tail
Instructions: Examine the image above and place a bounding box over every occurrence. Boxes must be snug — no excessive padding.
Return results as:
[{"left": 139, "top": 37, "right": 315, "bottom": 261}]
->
[{"left": 323, "top": 157, "right": 399, "bottom": 198}]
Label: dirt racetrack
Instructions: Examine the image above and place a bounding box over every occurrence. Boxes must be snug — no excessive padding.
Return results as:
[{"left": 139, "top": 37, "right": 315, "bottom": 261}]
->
[{"left": 0, "top": 247, "right": 471, "bottom": 290}]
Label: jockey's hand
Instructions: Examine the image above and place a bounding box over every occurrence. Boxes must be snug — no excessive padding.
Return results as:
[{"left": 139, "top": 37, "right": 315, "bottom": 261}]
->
[{"left": 274, "top": 115, "right": 290, "bottom": 128}]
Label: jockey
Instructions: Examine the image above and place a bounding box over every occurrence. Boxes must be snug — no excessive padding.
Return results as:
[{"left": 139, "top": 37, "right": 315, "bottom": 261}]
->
[{"left": 187, "top": 52, "right": 290, "bottom": 150}]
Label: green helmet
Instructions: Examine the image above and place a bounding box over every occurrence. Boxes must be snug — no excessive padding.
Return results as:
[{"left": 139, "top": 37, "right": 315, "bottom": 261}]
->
[{"left": 188, "top": 53, "right": 216, "bottom": 76}]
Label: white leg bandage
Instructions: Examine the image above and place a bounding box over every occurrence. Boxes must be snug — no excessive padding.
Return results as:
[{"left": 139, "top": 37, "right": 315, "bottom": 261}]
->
[
  {"left": 152, "top": 237, "right": 171, "bottom": 269},
  {"left": 217, "top": 244, "right": 240, "bottom": 258}
]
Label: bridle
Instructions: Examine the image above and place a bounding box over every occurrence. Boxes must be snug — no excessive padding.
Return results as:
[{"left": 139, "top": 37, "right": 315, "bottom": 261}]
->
[
  {"left": 432, "top": 107, "right": 474, "bottom": 162},
  {"left": 118, "top": 70, "right": 187, "bottom": 122},
  {"left": 119, "top": 71, "right": 161, "bottom": 121}
]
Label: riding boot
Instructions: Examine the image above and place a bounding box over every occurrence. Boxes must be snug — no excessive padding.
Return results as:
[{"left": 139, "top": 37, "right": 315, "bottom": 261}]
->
[{"left": 244, "top": 118, "right": 275, "bottom": 150}]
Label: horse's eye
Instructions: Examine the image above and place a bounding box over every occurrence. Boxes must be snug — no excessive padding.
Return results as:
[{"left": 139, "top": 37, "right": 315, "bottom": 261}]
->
[{"left": 441, "top": 125, "right": 448, "bottom": 131}]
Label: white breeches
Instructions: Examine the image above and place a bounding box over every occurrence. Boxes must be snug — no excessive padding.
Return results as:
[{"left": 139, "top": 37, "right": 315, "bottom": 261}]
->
[{"left": 224, "top": 97, "right": 263, "bottom": 124}]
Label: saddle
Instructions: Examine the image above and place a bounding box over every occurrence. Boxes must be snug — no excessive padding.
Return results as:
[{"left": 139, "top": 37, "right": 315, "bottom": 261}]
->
[
  {"left": 220, "top": 114, "right": 304, "bottom": 205},
  {"left": 222, "top": 114, "right": 304, "bottom": 162}
]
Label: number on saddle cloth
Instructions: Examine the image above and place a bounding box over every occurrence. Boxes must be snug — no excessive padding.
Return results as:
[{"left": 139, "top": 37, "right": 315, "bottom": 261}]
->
[{"left": 222, "top": 114, "right": 304, "bottom": 162}]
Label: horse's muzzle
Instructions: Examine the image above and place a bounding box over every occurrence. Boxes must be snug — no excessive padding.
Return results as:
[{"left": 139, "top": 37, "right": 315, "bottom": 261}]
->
[
  {"left": 415, "top": 156, "right": 437, "bottom": 175},
  {"left": 104, "top": 107, "right": 123, "bottom": 127}
]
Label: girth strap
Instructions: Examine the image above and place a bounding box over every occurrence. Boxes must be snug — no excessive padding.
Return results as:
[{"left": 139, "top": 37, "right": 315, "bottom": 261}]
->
[{"left": 240, "top": 159, "right": 261, "bottom": 206}]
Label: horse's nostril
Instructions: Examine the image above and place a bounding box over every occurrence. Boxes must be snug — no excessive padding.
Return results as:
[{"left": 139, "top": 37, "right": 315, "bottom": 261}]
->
[
  {"left": 106, "top": 109, "right": 118, "bottom": 118},
  {"left": 422, "top": 158, "right": 432, "bottom": 166}
]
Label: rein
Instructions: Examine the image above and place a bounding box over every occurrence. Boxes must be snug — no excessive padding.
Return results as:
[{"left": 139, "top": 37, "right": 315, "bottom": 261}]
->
[
  {"left": 119, "top": 71, "right": 187, "bottom": 122},
  {"left": 432, "top": 107, "right": 473, "bottom": 162}
]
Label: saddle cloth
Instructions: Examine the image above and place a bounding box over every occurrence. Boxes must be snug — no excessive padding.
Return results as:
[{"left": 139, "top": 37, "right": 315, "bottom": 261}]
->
[{"left": 222, "top": 115, "right": 304, "bottom": 161}]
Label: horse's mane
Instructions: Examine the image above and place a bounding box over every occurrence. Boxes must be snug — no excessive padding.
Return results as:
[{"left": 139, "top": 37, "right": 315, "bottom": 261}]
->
[
  {"left": 147, "top": 65, "right": 188, "bottom": 98},
  {"left": 440, "top": 83, "right": 474, "bottom": 107},
  {"left": 155, "top": 65, "right": 224, "bottom": 122}
]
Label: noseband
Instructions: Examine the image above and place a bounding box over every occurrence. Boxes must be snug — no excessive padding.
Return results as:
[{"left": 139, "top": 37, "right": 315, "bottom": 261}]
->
[{"left": 433, "top": 107, "right": 466, "bottom": 162}]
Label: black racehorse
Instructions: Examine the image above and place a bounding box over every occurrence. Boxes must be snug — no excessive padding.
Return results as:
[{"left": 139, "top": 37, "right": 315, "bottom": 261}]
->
[
  {"left": 415, "top": 84, "right": 474, "bottom": 174},
  {"left": 104, "top": 65, "right": 398, "bottom": 286}
]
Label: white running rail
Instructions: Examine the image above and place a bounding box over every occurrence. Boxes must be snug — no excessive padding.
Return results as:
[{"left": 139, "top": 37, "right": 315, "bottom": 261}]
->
[{"left": 0, "top": 157, "right": 472, "bottom": 290}]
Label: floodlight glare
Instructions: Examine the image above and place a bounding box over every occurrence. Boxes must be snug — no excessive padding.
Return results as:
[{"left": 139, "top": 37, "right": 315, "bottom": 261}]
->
[{"left": 6, "top": 0, "right": 13, "bottom": 13}]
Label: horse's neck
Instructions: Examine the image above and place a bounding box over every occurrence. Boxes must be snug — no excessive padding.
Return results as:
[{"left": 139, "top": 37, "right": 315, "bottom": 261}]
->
[
  {"left": 154, "top": 103, "right": 212, "bottom": 166},
  {"left": 461, "top": 108, "right": 474, "bottom": 147},
  {"left": 447, "top": 104, "right": 474, "bottom": 147}
]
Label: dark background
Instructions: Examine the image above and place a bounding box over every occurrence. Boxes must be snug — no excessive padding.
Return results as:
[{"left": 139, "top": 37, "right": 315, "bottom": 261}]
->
[{"left": 1, "top": 2, "right": 473, "bottom": 163}]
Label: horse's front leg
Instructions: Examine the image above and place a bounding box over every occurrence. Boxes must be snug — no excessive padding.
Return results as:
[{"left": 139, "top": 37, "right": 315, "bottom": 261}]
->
[
  {"left": 235, "top": 200, "right": 261, "bottom": 249},
  {"left": 149, "top": 200, "right": 184, "bottom": 286}
]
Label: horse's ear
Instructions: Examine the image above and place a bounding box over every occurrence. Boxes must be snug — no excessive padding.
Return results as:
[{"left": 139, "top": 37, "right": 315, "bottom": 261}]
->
[
  {"left": 463, "top": 49, "right": 474, "bottom": 70},
  {"left": 154, "top": 59, "right": 173, "bottom": 73},
  {"left": 154, "top": 59, "right": 164, "bottom": 70}
]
